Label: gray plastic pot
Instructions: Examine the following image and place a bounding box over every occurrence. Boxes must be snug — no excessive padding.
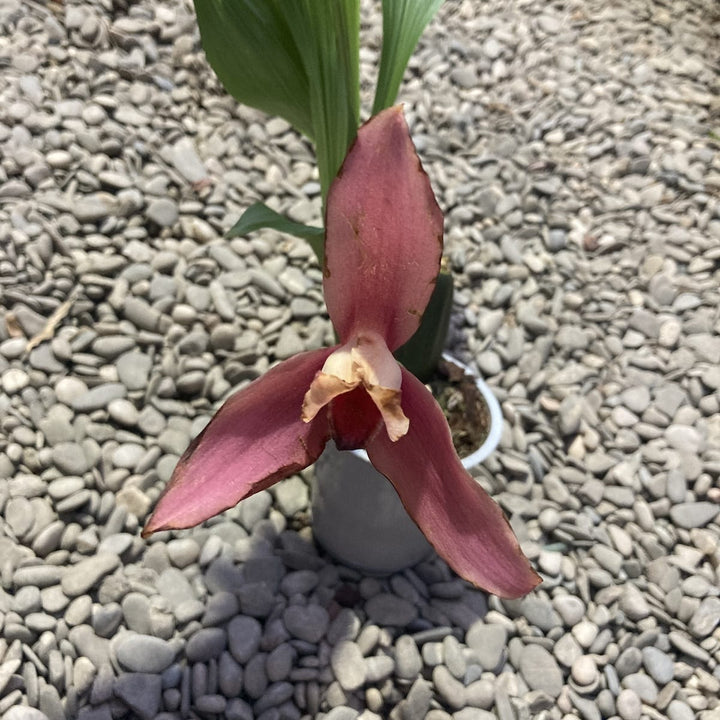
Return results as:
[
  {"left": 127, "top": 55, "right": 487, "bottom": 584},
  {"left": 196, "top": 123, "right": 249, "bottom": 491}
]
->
[{"left": 310, "top": 357, "right": 502, "bottom": 575}]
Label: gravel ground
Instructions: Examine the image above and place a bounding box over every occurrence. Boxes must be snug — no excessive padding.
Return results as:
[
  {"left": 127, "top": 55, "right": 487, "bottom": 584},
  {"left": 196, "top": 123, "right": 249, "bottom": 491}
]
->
[{"left": 1, "top": 0, "right": 719, "bottom": 719}]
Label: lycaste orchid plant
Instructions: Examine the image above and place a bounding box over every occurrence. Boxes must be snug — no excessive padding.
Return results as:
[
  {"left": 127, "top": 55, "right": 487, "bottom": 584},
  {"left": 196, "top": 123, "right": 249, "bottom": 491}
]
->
[{"left": 143, "top": 108, "right": 540, "bottom": 599}]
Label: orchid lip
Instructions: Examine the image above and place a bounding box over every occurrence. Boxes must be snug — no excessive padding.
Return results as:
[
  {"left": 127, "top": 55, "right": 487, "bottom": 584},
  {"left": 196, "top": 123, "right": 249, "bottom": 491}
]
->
[{"left": 301, "top": 331, "right": 409, "bottom": 442}]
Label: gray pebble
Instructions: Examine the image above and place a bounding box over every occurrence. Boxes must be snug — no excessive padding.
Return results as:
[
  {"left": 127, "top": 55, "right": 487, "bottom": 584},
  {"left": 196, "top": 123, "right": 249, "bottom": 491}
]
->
[
  {"left": 274, "top": 325, "right": 304, "bottom": 360},
  {"left": 108, "top": 399, "right": 139, "bottom": 427},
  {"left": 68, "top": 625, "right": 111, "bottom": 668},
  {"left": 93, "top": 602, "right": 123, "bottom": 637},
  {"left": 283, "top": 605, "right": 329, "bottom": 643},
  {"left": 253, "top": 681, "right": 294, "bottom": 714},
  {"left": 432, "top": 665, "right": 466, "bottom": 709},
  {"left": 123, "top": 298, "right": 162, "bottom": 333},
  {"left": 116, "top": 351, "right": 153, "bottom": 391},
  {"left": 667, "top": 700, "right": 695, "bottom": 720},
  {"left": 71, "top": 383, "right": 126, "bottom": 412},
  {"left": 174, "top": 599, "right": 204, "bottom": 624},
  {"left": 571, "top": 655, "right": 599, "bottom": 687},
  {"left": 209, "top": 323, "right": 238, "bottom": 350},
  {"left": 227, "top": 616, "right": 262, "bottom": 663},
  {"left": 202, "top": 591, "right": 240, "bottom": 626},
  {"left": 365, "top": 594, "right": 417, "bottom": 627},
  {"left": 157, "top": 568, "right": 197, "bottom": 609},
  {"left": 689, "top": 596, "right": 720, "bottom": 637},
  {"left": 619, "top": 584, "right": 650, "bottom": 621},
  {"left": 6, "top": 496, "right": 34, "bottom": 539},
  {"left": 112, "top": 443, "right": 145, "bottom": 470},
  {"left": 266, "top": 643, "right": 294, "bottom": 682},
  {"left": 243, "top": 653, "right": 268, "bottom": 700},
  {"left": 39, "top": 405, "right": 76, "bottom": 445},
  {"left": 465, "top": 679, "right": 494, "bottom": 710},
  {"left": 61, "top": 554, "right": 120, "bottom": 597},
  {"left": 115, "top": 634, "right": 177, "bottom": 673},
  {"left": 171, "top": 137, "right": 207, "bottom": 183},
  {"left": 237, "top": 582, "right": 275, "bottom": 617},
  {"left": 3, "top": 706, "right": 49, "bottom": 720},
  {"left": 553, "top": 595, "right": 585, "bottom": 626},
  {"left": 519, "top": 644, "right": 563, "bottom": 698},
  {"left": 218, "top": 651, "right": 243, "bottom": 697},
  {"left": 137, "top": 406, "right": 166, "bottom": 435},
  {"left": 113, "top": 673, "right": 162, "bottom": 720},
  {"left": 323, "top": 708, "right": 359, "bottom": 720},
  {"left": 92, "top": 336, "right": 135, "bottom": 359},
  {"left": 615, "top": 647, "right": 643, "bottom": 678},
  {"left": 622, "top": 672, "right": 658, "bottom": 704},
  {"left": 195, "top": 695, "right": 227, "bottom": 714},
  {"left": 274, "top": 475, "right": 308, "bottom": 517},
  {"left": 51, "top": 442, "right": 92, "bottom": 475},
  {"left": 519, "top": 596, "right": 562, "bottom": 631},
  {"left": 466, "top": 622, "right": 506, "bottom": 671},
  {"left": 120, "top": 593, "right": 151, "bottom": 635},
  {"left": 394, "top": 635, "right": 423, "bottom": 680},
  {"left": 616, "top": 688, "right": 642, "bottom": 720},
  {"left": 280, "top": 570, "right": 320, "bottom": 598},
  {"left": 422, "top": 641, "right": 444, "bottom": 667},
  {"left": 146, "top": 198, "right": 179, "bottom": 227},
  {"left": 65, "top": 595, "right": 92, "bottom": 627},
  {"left": 669, "top": 502, "right": 719, "bottom": 529},
  {"left": 443, "top": 635, "right": 466, "bottom": 679},
  {"left": 330, "top": 641, "right": 366, "bottom": 691},
  {"left": 186, "top": 627, "right": 226, "bottom": 662},
  {"left": 641, "top": 646, "right": 674, "bottom": 685},
  {"left": 2, "top": 368, "right": 29, "bottom": 394}
]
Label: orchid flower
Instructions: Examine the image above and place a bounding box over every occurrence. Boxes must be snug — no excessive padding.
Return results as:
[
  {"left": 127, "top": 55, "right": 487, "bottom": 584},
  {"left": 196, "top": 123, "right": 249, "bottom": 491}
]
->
[{"left": 142, "top": 107, "right": 540, "bottom": 599}]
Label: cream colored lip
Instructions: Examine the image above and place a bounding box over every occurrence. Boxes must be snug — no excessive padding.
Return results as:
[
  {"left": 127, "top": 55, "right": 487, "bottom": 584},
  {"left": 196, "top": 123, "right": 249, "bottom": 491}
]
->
[{"left": 301, "top": 331, "right": 409, "bottom": 442}]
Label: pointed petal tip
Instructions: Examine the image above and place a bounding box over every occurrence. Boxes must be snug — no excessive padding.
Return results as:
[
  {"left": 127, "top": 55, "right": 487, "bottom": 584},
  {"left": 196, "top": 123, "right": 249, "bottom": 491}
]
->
[
  {"left": 474, "top": 560, "right": 543, "bottom": 600},
  {"left": 140, "top": 515, "right": 171, "bottom": 539},
  {"left": 141, "top": 349, "right": 331, "bottom": 537},
  {"left": 366, "top": 368, "right": 542, "bottom": 599}
]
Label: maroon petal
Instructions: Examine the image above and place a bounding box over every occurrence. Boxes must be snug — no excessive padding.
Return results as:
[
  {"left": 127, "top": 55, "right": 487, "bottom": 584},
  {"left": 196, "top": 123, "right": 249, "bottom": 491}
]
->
[
  {"left": 142, "top": 348, "right": 332, "bottom": 536},
  {"left": 329, "top": 386, "right": 383, "bottom": 451},
  {"left": 324, "top": 106, "right": 443, "bottom": 351},
  {"left": 365, "top": 368, "right": 541, "bottom": 598}
]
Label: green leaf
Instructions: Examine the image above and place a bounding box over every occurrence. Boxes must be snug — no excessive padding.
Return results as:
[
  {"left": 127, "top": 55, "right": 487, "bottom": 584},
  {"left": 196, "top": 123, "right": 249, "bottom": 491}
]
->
[
  {"left": 194, "top": 0, "right": 359, "bottom": 202},
  {"left": 194, "top": 1, "right": 313, "bottom": 138},
  {"left": 395, "top": 270, "right": 454, "bottom": 383},
  {"left": 297, "top": 0, "right": 360, "bottom": 201},
  {"left": 227, "top": 202, "right": 324, "bottom": 261},
  {"left": 372, "top": 0, "right": 444, "bottom": 115}
]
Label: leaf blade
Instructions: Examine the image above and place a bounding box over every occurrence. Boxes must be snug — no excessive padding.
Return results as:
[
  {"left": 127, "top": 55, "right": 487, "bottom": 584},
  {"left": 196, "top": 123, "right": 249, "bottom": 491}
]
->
[
  {"left": 194, "top": 0, "right": 314, "bottom": 137},
  {"left": 372, "top": 0, "right": 444, "bottom": 114},
  {"left": 194, "top": 0, "right": 360, "bottom": 202},
  {"left": 227, "top": 202, "right": 325, "bottom": 260}
]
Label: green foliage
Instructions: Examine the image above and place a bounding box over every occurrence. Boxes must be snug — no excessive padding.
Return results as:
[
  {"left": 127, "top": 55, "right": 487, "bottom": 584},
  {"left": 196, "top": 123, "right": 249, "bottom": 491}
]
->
[
  {"left": 227, "top": 202, "right": 324, "bottom": 261},
  {"left": 194, "top": 0, "right": 360, "bottom": 201},
  {"left": 395, "top": 271, "right": 454, "bottom": 382},
  {"left": 373, "top": 0, "right": 444, "bottom": 114}
]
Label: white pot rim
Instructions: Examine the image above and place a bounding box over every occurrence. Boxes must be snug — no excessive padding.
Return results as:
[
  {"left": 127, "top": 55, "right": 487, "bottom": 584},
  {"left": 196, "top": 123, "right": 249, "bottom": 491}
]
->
[{"left": 351, "top": 352, "right": 502, "bottom": 469}]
